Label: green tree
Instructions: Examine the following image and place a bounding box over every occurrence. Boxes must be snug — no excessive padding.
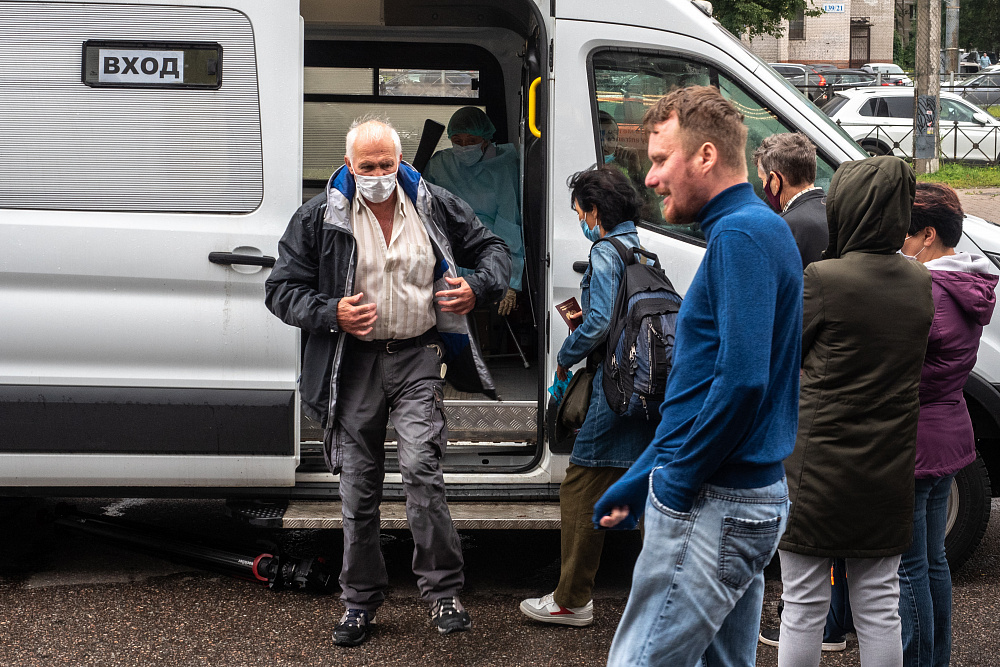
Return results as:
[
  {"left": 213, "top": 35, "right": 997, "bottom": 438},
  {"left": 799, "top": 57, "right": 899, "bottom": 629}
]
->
[
  {"left": 895, "top": 26, "right": 916, "bottom": 70},
  {"left": 716, "top": 0, "right": 820, "bottom": 39},
  {"left": 959, "top": 0, "right": 1000, "bottom": 53}
]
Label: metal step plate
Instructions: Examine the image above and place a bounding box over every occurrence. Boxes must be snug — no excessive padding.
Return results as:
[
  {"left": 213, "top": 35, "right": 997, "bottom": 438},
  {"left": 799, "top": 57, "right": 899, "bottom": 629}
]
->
[
  {"left": 301, "top": 400, "right": 538, "bottom": 443},
  {"left": 230, "top": 500, "right": 561, "bottom": 529}
]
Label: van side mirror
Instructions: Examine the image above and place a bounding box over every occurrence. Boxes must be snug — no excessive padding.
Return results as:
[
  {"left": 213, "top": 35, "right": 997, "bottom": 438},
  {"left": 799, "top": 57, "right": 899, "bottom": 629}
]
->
[{"left": 973, "top": 111, "right": 991, "bottom": 125}]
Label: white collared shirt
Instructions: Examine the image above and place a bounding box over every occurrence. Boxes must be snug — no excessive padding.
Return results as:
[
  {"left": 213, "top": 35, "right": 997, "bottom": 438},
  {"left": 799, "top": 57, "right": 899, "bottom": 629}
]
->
[
  {"left": 783, "top": 186, "right": 823, "bottom": 213},
  {"left": 351, "top": 184, "right": 436, "bottom": 341}
]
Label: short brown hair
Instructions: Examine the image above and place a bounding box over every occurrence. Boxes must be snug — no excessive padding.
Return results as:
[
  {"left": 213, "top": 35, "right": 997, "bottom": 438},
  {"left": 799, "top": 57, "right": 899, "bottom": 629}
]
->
[
  {"left": 752, "top": 133, "right": 817, "bottom": 187},
  {"left": 642, "top": 86, "right": 748, "bottom": 172},
  {"left": 910, "top": 182, "right": 964, "bottom": 247}
]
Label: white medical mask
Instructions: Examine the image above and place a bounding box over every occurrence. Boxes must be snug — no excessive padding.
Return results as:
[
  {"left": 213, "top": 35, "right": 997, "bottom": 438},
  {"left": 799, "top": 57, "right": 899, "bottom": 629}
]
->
[
  {"left": 354, "top": 172, "right": 397, "bottom": 203},
  {"left": 900, "top": 235, "right": 927, "bottom": 261},
  {"left": 452, "top": 142, "right": 484, "bottom": 166}
]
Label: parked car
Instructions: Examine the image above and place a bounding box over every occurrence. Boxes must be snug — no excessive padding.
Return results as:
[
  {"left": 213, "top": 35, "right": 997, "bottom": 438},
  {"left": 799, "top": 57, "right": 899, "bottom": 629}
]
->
[
  {"left": 822, "top": 87, "right": 1000, "bottom": 161},
  {"left": 862, "top": 62, "right": 913, "bottom": 86},
  {"left": 799, "top": 68, "right": 879, "bottom": 105},
  {"left": 824, "top": 68, "right": 878, "bottom": 90},
  {"left": 944, "top": 72, "right": 1000, "bottom": 107},
  {"left": 768, "top": 62, "right": 828, "bottom": 101}
]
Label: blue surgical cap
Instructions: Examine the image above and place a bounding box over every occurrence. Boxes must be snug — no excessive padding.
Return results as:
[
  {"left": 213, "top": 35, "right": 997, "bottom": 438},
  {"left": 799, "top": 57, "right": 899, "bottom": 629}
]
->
[{"left": 446, "top": 107, "right": 496, "bottom": 140}]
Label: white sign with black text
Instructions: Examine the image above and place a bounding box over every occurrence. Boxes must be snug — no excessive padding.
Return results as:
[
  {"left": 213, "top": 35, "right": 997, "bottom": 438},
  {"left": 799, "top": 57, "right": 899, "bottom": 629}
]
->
[{"left": 98, "top": 49, "right": 185, "bottom": 84}]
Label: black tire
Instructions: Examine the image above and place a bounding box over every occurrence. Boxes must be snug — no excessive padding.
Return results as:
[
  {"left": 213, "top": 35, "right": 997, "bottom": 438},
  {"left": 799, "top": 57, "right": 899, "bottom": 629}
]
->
[
  {"left": 860, "top": 141, "right": 890, "bottom": 157},
  {"left": 945, "top": 451, "right": 992, "bottom": 571}
]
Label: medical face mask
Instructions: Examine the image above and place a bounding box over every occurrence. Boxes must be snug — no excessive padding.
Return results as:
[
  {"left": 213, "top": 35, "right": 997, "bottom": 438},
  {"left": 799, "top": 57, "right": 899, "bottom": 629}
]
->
[
  {"left": 604, "top": 154, "right": 615, "bottom": 164},
  {"left": 580, "top": 218, "right": 602, "bottom": 243},
  {"left": 354, "top": 172, "right": 397, "bottom": 203},
  {"left": 764, "top": 172, "right": 783, "bottom": 212},
  {"left": 452, "top": 142, "right": 484, "bottom": 166},
  {"left": 900, "top": 235, "right": 927, "bottom": 261}
]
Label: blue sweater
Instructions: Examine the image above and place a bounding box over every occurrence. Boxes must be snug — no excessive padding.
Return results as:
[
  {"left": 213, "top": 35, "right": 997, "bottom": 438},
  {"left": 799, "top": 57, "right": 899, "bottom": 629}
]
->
[{"left": 593, "top": 183, "right": 803, "bottom": 527}]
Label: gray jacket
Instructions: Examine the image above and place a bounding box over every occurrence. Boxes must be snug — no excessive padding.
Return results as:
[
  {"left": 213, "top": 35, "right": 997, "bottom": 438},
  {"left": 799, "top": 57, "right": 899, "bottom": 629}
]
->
[{"left": 265, "top": 162, "right": 511, "bottom": 428}]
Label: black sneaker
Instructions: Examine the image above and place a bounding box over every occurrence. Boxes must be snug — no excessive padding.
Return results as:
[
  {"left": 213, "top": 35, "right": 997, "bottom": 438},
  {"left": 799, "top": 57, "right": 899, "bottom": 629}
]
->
[
  {"left": 759, "top": 627, "right": 780, "bottom": 647},
  {"left": 429, "top": 596, "right": 472, "bottom": 634},
  {"left": 333, "top": 608, "right": 371, "bottom": 647},
  {"left": 822, "top": 635, "right": 847, "bottom": 652}
]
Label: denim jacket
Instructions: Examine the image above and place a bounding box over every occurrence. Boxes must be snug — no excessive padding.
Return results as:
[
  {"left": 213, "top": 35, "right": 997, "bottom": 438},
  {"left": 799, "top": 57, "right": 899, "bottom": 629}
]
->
[
  {"left": 557, "top": 221, "right": 658, "bottom": 468},
  {"left": 557, "top": 222, "right": 639, "bottom": 368}
]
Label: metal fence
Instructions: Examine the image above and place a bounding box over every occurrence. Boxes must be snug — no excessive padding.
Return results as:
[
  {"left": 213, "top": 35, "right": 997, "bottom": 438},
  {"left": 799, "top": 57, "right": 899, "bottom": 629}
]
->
[{"left": 838, "top": 121, "right": 1000, "bottom": 163}]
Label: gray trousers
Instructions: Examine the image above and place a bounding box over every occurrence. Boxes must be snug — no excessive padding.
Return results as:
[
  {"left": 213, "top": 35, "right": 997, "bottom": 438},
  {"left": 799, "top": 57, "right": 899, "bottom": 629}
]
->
[
  {"left": 327, "top": 332, "right": 464, "bottom": 613},
  {"left": 778, "top": 550, "right": 903, "bottom": 667}
]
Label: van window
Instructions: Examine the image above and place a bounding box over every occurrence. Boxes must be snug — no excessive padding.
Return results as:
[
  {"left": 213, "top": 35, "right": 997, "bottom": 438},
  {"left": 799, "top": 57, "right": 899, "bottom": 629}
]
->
[
  {"left": 301, "top": 39, "right": 506, "bottom": 198},
  {"left": 304, "top": 100, "right": 482, "bottom": 184},
  {"left": 590, "top": 50, "right": 837, "bottom": 242},
  {"left": 303, "top": 66, "right": 485, "bottom": 186},
  {"left": 379, "top": 69, "right": 479, "bottom": 98}
]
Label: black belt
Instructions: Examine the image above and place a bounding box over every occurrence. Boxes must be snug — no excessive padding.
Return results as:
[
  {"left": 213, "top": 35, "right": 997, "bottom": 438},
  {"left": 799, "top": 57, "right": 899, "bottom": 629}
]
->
[{"left": 350, "top": 329, "right": 438, "bottom": 354}]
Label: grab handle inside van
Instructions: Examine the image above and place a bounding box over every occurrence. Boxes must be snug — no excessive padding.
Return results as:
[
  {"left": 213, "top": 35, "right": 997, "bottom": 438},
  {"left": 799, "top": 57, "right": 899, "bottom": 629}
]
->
[{"left": 528, "top": 77, "right": 542, "bottom": 138}]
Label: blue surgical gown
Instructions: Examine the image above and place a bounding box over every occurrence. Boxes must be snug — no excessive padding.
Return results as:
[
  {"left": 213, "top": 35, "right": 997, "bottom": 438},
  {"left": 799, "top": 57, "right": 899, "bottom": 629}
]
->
[{"left": 424, "top": 143, "right": 524, "bottom": 291}]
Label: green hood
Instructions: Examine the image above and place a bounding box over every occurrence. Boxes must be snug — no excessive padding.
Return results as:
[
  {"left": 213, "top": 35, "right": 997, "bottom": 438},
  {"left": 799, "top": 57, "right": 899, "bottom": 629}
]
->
[{"left": 823, "top": 156, "right": 916, "bottom": 259}]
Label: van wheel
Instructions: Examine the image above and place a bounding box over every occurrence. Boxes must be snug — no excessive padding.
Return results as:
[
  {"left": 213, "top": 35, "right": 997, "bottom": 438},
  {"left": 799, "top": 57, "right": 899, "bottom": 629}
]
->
[
  {"left": 945, "top": 451, "right": 992, "bottom": 571},
  {"left": 860, "top": 141, "right": 890, "bottom": 157}
]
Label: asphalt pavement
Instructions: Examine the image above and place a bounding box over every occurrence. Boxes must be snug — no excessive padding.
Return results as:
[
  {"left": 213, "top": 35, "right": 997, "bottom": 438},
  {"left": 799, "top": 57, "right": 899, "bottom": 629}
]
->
[
  {"left": 957, "top": 187, "right": 1000, "bottom": 225},
  {"left": 2, "top": 496, "right": 1000, "bottom": 666}
]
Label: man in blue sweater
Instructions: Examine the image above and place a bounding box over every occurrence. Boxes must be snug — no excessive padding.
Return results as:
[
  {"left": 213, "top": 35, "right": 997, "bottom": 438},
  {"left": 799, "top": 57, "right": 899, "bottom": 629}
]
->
[{"left": 594, "top": 86, "right": 803, "bottom": 666}]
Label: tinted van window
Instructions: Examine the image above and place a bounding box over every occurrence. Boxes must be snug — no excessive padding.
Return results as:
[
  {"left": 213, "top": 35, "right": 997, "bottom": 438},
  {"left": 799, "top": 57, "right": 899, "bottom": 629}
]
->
[{"left": 591, "top": 50, "right": 836, "bottom": 243}]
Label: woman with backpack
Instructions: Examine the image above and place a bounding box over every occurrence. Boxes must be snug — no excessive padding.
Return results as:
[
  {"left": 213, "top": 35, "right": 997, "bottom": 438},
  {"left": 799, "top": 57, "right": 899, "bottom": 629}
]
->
[{"left": 520, "top": 167, "right": 659, "bottom": 627}]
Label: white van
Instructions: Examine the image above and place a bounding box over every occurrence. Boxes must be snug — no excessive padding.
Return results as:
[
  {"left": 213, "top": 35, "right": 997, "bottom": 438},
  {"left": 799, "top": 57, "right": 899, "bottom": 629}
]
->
[{"left": 1, "top": 0, "right": 996, "bottom": 565}]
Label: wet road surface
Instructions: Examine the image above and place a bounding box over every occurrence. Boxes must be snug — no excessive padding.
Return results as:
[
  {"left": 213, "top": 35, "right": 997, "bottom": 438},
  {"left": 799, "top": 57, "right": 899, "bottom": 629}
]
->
[{"left": 3, "top": 497, "right": 1000, "bottom": 665}]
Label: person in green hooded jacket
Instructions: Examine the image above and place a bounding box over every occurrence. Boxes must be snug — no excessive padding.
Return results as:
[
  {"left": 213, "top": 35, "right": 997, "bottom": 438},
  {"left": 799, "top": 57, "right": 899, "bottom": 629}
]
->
[{"left": 777, "top": 156, "right": 934, "bottom": 667}]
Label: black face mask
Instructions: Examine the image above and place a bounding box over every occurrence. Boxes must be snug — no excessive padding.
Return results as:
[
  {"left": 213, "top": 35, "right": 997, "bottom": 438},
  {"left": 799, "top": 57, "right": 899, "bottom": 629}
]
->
[{"left": 764, "top": 172, "right": 783, "bottom": 212}]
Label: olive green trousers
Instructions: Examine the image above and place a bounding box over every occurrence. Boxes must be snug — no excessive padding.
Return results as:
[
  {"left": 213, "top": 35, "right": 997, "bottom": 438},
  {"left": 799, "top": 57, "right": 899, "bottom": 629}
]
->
[{"left": 554, "top": 463, "right": 630, "bottom": 608}]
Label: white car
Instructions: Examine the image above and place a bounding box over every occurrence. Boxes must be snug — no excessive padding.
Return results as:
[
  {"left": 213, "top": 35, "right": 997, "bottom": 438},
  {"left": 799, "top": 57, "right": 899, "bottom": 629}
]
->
[
  {"left": 862, "top": 62, "right": 913, "bottom": 86},
  {"left": 823, "top": 87, "right": 1000, "bottom": 161}
]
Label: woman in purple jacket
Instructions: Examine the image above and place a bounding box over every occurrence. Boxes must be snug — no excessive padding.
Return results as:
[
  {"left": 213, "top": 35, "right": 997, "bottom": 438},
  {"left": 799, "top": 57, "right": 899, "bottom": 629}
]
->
[{"left": 898, "top": 182, "right": 998, "bottom": 667}]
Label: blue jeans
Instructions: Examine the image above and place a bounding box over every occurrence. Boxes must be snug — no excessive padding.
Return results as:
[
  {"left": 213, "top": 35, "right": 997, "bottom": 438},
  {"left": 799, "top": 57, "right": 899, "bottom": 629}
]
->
[
  {"left": 899, "top": 474, "right": 955, "bottom": 667},
  {"left": 607, "top": 475, "right": 789, "bottom": 667}
]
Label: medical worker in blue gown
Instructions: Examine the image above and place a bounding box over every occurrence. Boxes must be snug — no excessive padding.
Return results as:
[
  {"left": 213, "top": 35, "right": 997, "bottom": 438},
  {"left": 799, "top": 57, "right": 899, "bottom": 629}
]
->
[{"left": 424, "top": 107, "right": 523, "bottom": 316}]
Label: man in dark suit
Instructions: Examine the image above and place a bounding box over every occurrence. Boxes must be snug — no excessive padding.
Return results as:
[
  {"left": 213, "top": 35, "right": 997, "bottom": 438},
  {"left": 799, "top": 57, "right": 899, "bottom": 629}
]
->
[{"left": 754, "top": 133, "right": 828, "bottom": 268}]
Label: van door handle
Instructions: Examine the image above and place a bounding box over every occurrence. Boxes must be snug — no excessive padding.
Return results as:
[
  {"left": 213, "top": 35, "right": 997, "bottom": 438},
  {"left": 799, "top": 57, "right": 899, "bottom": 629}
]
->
[
  {"left": 572, "top": 261, "right": 589, "bottom": 274},
  {"left": 208, "top": 252, "right": 276, "bottom": 268}
]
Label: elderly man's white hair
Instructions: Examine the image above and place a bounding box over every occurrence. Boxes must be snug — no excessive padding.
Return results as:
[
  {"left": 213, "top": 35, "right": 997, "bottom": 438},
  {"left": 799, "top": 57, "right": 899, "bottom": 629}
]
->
[{"left": 345, "top": 117, "right": 403, "bottom": 162}]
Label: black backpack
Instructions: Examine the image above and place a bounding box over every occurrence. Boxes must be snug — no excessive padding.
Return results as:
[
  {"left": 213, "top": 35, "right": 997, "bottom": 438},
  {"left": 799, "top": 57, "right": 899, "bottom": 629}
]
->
[{"left": 599, "top": 237, "right": 682, "bottom": 420}]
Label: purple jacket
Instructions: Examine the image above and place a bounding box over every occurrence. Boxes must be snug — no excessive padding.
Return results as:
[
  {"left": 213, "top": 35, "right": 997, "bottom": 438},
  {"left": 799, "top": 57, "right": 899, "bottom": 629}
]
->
[{"left": 916, "top": 252, "right": 998, "bottom": 478}]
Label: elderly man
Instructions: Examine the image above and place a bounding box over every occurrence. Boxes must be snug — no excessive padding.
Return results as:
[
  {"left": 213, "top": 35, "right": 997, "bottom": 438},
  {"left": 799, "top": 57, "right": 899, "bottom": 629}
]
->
[
  {"left": 753, "top": 132, "right": 829, "bottom": 269},
  {"left": 593, "top": 86, "right": 803, "bottom": 666},
  {"left": 265, "top": 118, "right": 510, "bottom": 647}
]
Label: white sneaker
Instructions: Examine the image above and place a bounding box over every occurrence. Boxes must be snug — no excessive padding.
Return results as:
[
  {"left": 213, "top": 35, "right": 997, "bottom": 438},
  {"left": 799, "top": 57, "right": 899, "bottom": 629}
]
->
[{"left": 519, "top": 592, "right": 594, "bottom": 627}]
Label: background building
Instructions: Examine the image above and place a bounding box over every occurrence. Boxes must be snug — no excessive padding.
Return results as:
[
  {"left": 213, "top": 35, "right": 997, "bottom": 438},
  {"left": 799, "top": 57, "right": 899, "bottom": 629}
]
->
[{"left": 744, "top": 0, "right": 895, "bottom": 67}]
